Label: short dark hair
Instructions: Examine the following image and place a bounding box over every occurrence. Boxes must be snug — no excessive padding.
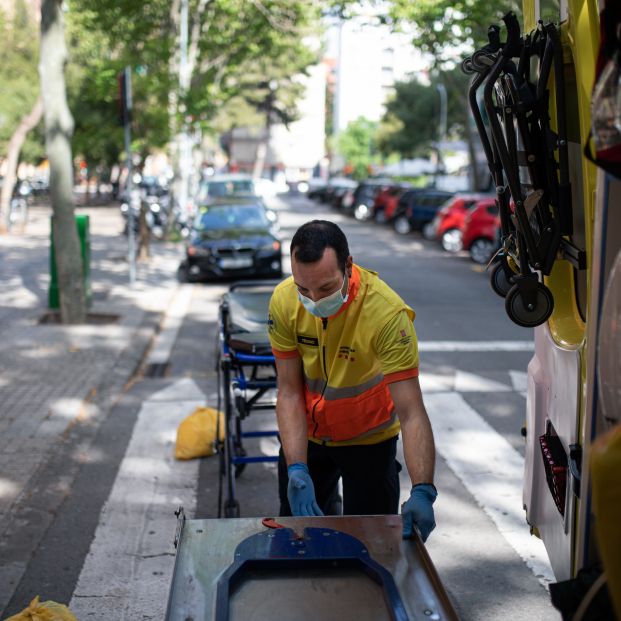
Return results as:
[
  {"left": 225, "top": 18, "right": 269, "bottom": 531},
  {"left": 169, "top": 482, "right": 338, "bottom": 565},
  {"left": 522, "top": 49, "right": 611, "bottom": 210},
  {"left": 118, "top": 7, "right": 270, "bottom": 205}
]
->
[{"left": 290, "top": 220, "right": 350, "bottom": 271}]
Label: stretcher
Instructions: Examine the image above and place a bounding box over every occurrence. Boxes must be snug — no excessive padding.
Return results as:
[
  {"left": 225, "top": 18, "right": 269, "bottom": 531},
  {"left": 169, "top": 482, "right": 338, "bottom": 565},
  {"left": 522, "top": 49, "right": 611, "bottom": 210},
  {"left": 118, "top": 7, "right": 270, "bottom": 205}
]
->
[
  {"left": 216, "top": 281, "right": 281, "bottom": 518},
  {"left": 166, "top": 510, "right": 459, "bottom": 621}
]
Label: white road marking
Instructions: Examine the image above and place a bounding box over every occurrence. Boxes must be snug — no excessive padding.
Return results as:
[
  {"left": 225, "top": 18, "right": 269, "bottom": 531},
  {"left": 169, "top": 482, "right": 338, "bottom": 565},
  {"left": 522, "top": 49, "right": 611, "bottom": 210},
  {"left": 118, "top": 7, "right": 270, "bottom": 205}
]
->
[
  {"left": 454, "top": 370, "right": 512, "bottom": 393},
  {"left": 419, "top": 372, "right": 455, "bottom": 393},
  {"left": 418, "top": 341, "right": 534, "bottom": 352},
  {"left": 509, "top": 370, "right": 529, "bottom": 393},
  {"left": 69, "top": 379, "right": 206, "bottom": 620},
  {"left": 147, "top": 284, "right": 194, "bottom": 365},
  {"left": 425, "top": 392, "right": 555, "bottom": 589}
]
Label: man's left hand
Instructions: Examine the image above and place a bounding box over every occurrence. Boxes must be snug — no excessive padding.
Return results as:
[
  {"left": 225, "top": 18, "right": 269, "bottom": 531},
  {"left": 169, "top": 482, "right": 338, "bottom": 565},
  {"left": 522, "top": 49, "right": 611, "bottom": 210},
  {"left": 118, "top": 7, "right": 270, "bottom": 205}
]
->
[{"left": 402, "top": 483, "right": 437, "bottom": 542}]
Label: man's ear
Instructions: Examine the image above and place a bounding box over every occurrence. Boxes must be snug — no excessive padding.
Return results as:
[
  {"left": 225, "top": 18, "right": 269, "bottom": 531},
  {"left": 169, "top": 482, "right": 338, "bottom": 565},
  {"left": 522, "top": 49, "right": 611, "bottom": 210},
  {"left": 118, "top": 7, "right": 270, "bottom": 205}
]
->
[{"left": 346, "top": 256, "right": 353, "bottom": 277}]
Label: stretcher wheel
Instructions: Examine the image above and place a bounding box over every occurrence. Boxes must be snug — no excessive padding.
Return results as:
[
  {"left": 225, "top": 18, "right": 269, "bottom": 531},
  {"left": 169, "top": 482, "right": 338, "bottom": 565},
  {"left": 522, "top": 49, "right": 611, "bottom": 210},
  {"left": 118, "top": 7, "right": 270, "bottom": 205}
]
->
[
  {"left": 224, "top": 499, "right": 240, "bottom": 518},
  {"left": 490, "top": 261, "right": 514, "bottom": 297},
  {"left": 504, "top": 282, "right": 554, "bottom": 328}
]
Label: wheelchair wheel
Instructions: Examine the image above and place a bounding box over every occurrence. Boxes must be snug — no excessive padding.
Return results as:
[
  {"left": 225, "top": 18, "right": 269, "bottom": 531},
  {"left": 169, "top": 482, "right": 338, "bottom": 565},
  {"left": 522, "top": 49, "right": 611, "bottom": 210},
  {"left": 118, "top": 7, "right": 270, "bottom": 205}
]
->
[
  {"left": 490, "top": 261, "right": 514, "bottom": 297},
  {"left": 505, "top": 282, "right": 554, "bottom": 328}
]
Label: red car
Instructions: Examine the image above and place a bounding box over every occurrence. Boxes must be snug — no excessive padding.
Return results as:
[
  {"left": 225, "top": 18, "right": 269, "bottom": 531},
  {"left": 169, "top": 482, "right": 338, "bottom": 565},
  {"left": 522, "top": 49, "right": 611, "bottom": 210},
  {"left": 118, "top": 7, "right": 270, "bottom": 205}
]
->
[
  {"left": 372, "top": 185, "right": 409, "bottom": 223},
  {"left": 461, "top": 199, "right": 500, "bottom": 264},
  {"left": 430, "top": 193, "right": 494, "bottom": 252}
]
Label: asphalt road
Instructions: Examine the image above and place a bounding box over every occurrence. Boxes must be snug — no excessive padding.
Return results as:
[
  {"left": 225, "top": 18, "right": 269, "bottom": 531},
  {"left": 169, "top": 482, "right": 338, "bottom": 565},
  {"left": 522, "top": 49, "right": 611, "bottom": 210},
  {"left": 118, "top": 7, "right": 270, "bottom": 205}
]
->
[{"left": 5, "top": 194, "right": 560, "bottom": 621}]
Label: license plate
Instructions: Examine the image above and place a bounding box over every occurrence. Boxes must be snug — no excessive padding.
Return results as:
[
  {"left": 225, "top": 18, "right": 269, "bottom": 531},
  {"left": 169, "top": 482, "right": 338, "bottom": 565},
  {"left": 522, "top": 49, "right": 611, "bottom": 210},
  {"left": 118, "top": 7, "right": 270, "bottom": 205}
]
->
[{"left": 219, "top": 256, "right": 253, "bottom": 269}]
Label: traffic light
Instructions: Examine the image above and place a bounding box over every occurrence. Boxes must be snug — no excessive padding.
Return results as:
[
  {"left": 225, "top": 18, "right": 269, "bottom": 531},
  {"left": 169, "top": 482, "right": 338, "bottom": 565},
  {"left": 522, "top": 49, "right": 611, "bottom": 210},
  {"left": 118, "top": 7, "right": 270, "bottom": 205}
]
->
[{"left": 117, "top": 67, "right": 132, "bottom": 127}]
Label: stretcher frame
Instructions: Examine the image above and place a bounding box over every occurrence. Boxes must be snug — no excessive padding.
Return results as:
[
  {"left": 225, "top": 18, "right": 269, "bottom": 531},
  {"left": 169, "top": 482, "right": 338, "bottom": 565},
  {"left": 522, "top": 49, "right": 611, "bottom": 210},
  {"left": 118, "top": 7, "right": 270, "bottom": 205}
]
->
[{"left": 216, "top": 280, "right": 281, "bottom": 518}]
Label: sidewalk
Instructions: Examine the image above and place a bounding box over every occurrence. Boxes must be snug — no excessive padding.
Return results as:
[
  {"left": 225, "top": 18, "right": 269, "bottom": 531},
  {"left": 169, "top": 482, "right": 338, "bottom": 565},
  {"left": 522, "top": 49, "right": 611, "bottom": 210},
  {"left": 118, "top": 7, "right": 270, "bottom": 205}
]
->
[{"left": 0, "top": 205, "right": 184, "bottom": 611}]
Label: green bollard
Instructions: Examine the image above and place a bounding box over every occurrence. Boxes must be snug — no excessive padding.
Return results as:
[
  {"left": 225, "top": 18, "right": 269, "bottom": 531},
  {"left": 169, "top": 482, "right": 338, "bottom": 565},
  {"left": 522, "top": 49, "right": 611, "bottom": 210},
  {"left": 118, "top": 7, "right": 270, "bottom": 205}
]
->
[{"left": 48, "top": 214, "right": 92, "bottom": 309}]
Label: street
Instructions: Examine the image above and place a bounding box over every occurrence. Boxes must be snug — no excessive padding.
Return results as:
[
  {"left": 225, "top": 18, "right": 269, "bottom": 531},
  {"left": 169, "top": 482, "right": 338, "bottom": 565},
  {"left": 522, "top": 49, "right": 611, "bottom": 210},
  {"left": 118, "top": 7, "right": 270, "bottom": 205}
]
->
[{"left": 0, "top": 194, "right": 558, "bottom": 620}]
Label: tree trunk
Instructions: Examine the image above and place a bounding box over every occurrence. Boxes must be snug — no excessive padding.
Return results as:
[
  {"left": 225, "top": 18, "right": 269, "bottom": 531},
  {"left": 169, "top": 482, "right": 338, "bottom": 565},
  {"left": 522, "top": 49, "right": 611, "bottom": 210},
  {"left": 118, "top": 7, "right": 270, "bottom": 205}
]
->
[
  {"left": 40, "top": 0, "right": 86, "bottom": 324},
  {"left": 0, "top": 97, "right": 43, "bottom": 234},
  {"left": 137, "top": 203, "right": 151, "bottom": 261}
]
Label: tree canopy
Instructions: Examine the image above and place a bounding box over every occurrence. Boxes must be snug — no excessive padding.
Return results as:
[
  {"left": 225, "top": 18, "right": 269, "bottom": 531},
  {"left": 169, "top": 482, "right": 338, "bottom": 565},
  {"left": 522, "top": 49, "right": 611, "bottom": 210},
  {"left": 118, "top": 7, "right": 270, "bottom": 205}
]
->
[
  {"left": 336, "top": 117, "right": 380, "bottom": 180},
  {"left": 0, "top": 1, "right": 44, "bottom": 164},
  {"left": 64, "top": 0, "right": 326, "bottom": 171},
  {"left": 378, "top": 69, "right": 469, "bottom": 159},
  {"left": 387, "top": 0, "right": 521, "bottom": 69}
]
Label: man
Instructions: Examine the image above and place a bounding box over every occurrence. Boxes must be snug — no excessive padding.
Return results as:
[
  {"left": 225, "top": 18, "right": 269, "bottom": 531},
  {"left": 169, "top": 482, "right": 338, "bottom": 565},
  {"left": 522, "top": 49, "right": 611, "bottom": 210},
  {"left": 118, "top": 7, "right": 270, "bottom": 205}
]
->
[{"left": 267, "top": 220, "right": 437, "bottom": 541}]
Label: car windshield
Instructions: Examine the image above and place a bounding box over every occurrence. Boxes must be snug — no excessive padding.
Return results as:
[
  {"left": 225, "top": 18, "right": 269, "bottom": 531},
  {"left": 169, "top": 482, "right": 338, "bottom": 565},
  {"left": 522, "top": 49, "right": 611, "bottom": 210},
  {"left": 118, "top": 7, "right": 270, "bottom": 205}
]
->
[
  {"left": 194, "top": 205, "right": 270, "bottom": 230},
  {"left": 199, "top": 179, "right": 254, "bottom": 199}
]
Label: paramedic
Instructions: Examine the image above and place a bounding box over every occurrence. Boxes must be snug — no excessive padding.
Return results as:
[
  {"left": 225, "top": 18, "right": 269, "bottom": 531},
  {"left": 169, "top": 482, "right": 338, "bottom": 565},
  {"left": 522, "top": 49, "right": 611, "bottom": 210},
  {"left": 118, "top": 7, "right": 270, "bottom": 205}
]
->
[{"left": 268, "top": 220, "right": 437, "bottom": 541}]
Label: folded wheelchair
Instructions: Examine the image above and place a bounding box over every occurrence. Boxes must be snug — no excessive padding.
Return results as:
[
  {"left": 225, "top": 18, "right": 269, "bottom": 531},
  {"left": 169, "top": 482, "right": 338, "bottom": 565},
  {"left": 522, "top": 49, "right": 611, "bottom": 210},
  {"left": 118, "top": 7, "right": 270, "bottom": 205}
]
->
[
  {"left": 215, "top": 281, "right": 281, "bottom": 518},
  {"left": 463, "top": 12, "right": 585, "bottom": 327}
]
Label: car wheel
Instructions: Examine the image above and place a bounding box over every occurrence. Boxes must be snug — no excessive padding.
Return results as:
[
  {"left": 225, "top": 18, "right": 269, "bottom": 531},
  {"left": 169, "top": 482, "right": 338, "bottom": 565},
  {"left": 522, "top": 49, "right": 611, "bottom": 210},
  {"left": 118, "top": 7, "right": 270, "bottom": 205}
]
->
[
  {"left": 394, "top": 215, "right": 412, "bottom": 235},
  {"left": 374, "top": 210, "right": 387, "bottom": 224},
  {"left": 422, "top": 221, "right": 436, "bottom": 240},
  {"left": 441, "top": 228, "right": 463, "bottom": 252},
  {"left": 470, "top": 238, "right": 496, "bottom": 264}
]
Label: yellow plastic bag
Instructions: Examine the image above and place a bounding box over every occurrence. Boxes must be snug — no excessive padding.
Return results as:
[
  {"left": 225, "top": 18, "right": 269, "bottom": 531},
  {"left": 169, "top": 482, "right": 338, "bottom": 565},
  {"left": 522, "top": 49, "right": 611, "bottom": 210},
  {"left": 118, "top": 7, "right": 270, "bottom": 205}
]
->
[
  {"left": 4, "top": 596, "right": 77, "bottom": 621},
  {"left": 175, "top": 406, "right": 224, "bottom": 460}
]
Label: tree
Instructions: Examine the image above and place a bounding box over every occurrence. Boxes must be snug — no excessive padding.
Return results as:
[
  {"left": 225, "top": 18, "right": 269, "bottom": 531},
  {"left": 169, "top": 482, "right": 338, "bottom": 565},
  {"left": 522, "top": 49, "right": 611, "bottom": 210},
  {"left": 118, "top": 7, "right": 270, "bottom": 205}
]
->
[
  {"left": 0, "top": 1, "right": 44, "bottom": 230},
  {"left": 387, "top": 0, "right": 520, "bottom": 189},
  {"left": 67, "top": 0, "right": 325, "bottom": 151},
  {"left": 40, "top": 0, "right": 86, "bottom": 323},
  {"left": 387, "top": 0, "right": 520, "bottom": 69},
  {"left": 337, "top": 117, "right": 380, "bottom": 180},
  {"left": 378, "top": 70, "right": 469, "bottom": 159}
]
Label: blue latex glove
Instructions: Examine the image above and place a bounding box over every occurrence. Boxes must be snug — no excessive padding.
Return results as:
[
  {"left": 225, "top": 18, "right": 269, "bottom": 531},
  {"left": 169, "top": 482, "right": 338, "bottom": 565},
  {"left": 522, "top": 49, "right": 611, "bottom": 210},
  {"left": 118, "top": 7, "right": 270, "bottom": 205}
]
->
[
  {"left": 287, "top": 462, "right": 324, "bottom": 516},
  {"left": 402, "top": 483, "right": 437, "bottom": 542}
]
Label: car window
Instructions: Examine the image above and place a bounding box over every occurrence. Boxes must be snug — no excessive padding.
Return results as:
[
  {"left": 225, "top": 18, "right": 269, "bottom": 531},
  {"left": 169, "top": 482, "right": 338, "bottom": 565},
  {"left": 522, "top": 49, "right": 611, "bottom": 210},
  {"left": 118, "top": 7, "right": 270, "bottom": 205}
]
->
[
  {"left": 194, "top": 205, "right": 269, "bottom": 230},
  {"left": 432, "top": 194, "right": 450, "bottom": 206},
  {"left": 199, "top": 179, "right": 254, "bottom": 200},
  {"left": 487, "top": 205, "right": 497, "bottom": 215}
]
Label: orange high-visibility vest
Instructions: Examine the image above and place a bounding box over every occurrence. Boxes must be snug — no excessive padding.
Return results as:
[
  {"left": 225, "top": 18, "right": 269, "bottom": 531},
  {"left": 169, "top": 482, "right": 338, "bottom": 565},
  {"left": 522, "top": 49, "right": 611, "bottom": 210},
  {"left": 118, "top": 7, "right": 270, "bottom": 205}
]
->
[{"left": 268, "top": 265, "right": 419, "bottom": 444}]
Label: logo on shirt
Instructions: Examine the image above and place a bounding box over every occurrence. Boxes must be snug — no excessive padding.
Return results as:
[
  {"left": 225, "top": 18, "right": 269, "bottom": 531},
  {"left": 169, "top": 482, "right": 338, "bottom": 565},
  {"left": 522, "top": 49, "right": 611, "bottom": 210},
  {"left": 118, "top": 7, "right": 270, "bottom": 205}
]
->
[
  {"left": 297, "top": 334, "right": 319, "bottom": 346},
  {"left": 338, "top": 345, "right": 356, "bottom": 362},
  {"left": 267, "top": 313, "right": 275, "bottom": 333}
]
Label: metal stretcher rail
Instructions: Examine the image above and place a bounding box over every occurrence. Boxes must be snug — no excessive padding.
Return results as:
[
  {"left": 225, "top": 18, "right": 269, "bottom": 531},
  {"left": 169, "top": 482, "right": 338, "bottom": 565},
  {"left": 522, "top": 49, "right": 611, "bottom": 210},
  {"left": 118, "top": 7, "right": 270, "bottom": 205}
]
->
[{"left": 217, "top": 280, "right": 281, "bottom": 518}]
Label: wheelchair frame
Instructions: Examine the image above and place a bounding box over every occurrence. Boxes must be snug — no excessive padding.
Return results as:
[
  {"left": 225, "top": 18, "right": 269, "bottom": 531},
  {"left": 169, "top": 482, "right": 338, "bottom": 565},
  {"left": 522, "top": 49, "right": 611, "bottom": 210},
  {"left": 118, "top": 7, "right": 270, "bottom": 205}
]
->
[{"left": 463, "top": 12, "right": 586, "bottom": 328}]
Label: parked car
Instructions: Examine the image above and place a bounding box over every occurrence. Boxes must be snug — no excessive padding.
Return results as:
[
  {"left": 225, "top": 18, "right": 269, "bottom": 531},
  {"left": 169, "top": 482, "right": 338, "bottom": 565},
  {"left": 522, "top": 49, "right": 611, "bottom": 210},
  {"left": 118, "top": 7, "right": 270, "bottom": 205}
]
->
[
  {"left": 392, "top": 189, "right": 455, "bottom": 235},
  {"left": 372, "top": 184, "right": 410, "bottom": 223},
  {"left": 323, "top": 177, "right": 357, "bottom": 208},
  {"left": 181, "top": 198, "right": 282, "bottom": 282},
  {"left": 196, "top": 174, "right": 255, "bottom": 203},
  {"left": 343, "top": 179, "right": 392, "bottom": 219},
  {"left": 461, "top": 199, "right": 501, "bottom": 264},
  {"left": 307, "top": 178, "right": 328, "bottom": 200},
  {"left": 429, "top": 193, "right": 495, "bottom": 252}
]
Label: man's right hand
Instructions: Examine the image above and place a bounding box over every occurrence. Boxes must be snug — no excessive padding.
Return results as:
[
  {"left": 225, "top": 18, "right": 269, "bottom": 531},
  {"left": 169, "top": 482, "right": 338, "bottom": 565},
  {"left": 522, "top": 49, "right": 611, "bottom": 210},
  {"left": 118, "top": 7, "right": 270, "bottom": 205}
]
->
[{"left": 287, "top": 463, "right": 324, "bottom": 516}]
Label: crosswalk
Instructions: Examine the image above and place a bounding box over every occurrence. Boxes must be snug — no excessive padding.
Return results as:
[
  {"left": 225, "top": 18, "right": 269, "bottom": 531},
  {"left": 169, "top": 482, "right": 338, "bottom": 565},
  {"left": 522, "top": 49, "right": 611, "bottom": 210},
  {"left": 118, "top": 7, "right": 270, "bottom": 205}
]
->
[
  {"left": 69, "top": 380, "right": 204, "bottom": 620},
  {"left": 63, "top": 365, "right": 553, "bottom": 619}
]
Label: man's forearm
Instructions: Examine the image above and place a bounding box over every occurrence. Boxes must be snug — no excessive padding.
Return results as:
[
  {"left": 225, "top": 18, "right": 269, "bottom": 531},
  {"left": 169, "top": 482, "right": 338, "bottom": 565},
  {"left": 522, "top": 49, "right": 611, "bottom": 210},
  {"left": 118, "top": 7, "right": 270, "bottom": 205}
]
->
[
  {"left": 276, "top": 394, "right": 309, "bottom": 465},
  {"left": 401, "top": 408, "right": 435, "bottom": 486}
]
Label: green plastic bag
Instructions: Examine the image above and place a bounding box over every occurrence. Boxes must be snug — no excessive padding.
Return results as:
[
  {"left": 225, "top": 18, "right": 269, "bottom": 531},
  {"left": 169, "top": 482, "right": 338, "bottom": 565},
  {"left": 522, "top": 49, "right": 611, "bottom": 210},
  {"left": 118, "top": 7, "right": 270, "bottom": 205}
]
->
[{"left": 4, "top": 596, "right": 77, "bottom": 621}]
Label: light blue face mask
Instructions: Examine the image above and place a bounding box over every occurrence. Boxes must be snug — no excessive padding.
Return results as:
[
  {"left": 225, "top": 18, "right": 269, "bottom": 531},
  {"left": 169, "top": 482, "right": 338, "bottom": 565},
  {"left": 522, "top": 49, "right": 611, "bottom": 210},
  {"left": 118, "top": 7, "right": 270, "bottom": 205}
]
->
[{"left": 298, "top": 274, "right": 349, "bottom": 318}]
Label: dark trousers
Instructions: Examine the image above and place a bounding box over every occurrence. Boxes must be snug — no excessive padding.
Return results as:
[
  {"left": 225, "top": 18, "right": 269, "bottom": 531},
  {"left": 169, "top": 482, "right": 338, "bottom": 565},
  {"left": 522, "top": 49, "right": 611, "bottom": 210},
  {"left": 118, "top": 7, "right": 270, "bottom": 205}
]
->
[{"left": 278, "top": 436, "right": 401, "bottom": 516}]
